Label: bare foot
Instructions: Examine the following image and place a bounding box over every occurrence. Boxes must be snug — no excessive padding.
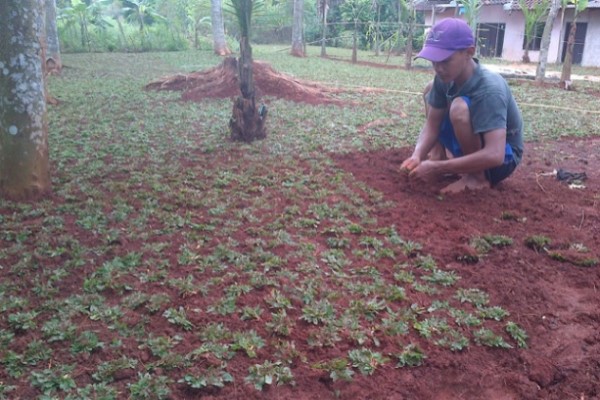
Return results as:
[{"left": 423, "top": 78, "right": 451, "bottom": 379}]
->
[
  {"left": 428, "top": 143, "right": 449, "bottom": 161},
  {"left": 440, "top": 174, "right": 490, "bottom": 194}
]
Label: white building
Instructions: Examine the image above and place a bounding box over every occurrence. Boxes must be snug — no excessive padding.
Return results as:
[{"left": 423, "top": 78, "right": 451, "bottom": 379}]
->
[{"left": 417, "top": 0, "right": 600, "bottom": 67}]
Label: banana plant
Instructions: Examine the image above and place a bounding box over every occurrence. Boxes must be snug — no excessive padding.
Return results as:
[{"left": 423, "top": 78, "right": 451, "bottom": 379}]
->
[
  {"left": 122, "top": 0, "right": 166, "bottom": 47},
  {"left": 58, "top": 0, "right": 111, "bottom": 51},
  {"left": 340, "top": 0, "right": 371, "bottom": 63},
  {"left": 518, "top": 0, "right": 549, "bottom": 63}
]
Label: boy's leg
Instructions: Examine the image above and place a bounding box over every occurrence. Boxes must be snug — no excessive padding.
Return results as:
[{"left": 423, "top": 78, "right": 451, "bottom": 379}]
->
[
  {"left": 422, "top": 80, "right": 447, "bottom": 161},
  {"left": 441, "top": 97, "right": 489, "bottom": 193}
]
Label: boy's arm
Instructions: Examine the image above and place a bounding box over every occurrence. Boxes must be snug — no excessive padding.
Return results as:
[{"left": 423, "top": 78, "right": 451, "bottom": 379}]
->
[
  {"left": 401, "top": 106, "right": 445, "bottom": 171},
  {"left": 413, "top": 128, "right": 507, "bottom": 179}
]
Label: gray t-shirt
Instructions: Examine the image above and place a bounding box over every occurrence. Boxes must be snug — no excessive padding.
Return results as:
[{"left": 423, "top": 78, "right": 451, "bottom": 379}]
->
[{"left": 428, "top": 60, "right": 524, "bottom": 164}]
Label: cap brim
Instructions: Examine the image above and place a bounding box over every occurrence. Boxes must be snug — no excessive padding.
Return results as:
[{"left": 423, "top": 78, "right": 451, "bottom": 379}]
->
[{"left": 414, "top": 47, "right": 455, "bottom": 62}]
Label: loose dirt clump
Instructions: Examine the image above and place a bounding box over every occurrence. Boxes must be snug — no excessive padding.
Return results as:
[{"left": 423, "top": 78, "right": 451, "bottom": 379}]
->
[{"left": 146, "top": 57, "right": 362, "bottom": 105}]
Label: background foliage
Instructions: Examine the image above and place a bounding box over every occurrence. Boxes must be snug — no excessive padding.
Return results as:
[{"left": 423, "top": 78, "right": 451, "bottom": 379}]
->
[{"left": 56, "top": 0, "right": 425, "bottom": 53}]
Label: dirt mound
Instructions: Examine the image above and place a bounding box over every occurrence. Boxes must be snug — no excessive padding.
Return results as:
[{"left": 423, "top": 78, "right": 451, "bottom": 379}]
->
[{"left": 146, "top": 57, "right": 362, "bottom": 105}]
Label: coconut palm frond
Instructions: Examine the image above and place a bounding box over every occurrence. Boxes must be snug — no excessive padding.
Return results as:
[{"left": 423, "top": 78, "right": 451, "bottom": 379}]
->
[{"left": 225, "top": 0, "right": 264, "bottom": 37}]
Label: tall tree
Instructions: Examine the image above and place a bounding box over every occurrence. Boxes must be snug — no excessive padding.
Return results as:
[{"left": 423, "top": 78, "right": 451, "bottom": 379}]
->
[
  {"left": 341, "top": 0, "right": 371, "bottom": 63},
  {"left": 0, "top": 0, "right": 51, "bottom": 200},
  {"left": 290, "top": 0, "right": 305, "bottom": 56},
  {"left": 403, "top": 0, "right": 415, "bottom": 69},
  {"left": 211, "top": 0, "right": 231, "bottom": 55},
  {"left": 228, "top": 0, "right": 267, "bottom": 142},
  {"left": 318, "top": 0, "right": 329, "bottom": 56},
  {"left": 560, "top": 0, "right": 587, "bottom": 87},
  {"left": 518, "top": 0, "right": 549, "bottom": 63},
  {"left": 123, "top": 0, "right": 166, "bottom": 48},
  {"left": 372, "top": 0, "right": 381, "bottom": 56},
  {"left": 106, "top": 0, "right": 131, "bottom": 50},
  {"left": 536, "top": 0, "right": 560, "bottom": 81},
  {"left": 46, "top": 0, "right": 62, "bottom": 73},
  {"left": 59, "top": 0, "right": 110, "bottom": 51}
]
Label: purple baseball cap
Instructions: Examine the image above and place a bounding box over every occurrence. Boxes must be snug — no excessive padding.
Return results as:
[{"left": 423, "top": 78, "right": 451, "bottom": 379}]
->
[{"left": 416, "top": 18, "right": 475, "bottom": 62}]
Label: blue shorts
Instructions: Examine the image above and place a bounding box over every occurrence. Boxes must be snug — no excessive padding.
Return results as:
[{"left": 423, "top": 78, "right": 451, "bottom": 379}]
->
[{"left": 439, "top": 96, "right": 517, "bottom": 186}]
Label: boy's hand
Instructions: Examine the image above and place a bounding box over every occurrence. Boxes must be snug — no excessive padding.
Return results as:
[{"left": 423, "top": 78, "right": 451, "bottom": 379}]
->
[{"left": 400, "top": 157, "right": 420, "bottom": 174}]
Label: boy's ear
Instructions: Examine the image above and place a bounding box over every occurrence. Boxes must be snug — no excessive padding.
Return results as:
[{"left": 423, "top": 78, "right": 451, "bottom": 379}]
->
[{"left": 465, "top": 46, "right": 476, "bottom": 57}]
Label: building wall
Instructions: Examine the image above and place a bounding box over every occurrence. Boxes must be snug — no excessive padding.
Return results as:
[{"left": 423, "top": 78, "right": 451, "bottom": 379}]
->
[
  {"left": 423, "top": 7, "right": 600, "bottom": 67},
  {"left": 574, "top": 9, "right": 600, "bottom": 66}
]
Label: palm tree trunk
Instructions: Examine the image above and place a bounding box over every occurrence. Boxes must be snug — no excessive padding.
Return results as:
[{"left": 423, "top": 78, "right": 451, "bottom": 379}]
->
[{"left": 230, "top": 38, "right": 267, "bottom": 142}]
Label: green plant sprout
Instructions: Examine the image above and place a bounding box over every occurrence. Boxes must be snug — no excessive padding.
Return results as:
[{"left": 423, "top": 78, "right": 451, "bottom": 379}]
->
[
  {"left": 395, "top": 344, "right": 427, "bottom": 367},
  {"left": 312, "top": 357, "right": 355, "bottom": 381},
  {"left": 505, "top": 321, "right": 528, "bottom": 348},
  {"left": 245, "top": 360, "right": 295, "bottom": 390},
  {"left": 179, "top": 368, "right": 234, "bottom": 389},
  {"left": 348, "top": 348, "right": 388, "bottom": 375}
]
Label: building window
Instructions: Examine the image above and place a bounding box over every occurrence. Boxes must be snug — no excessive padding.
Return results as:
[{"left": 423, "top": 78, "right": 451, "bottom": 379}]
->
[{"left": 523, "top": 22, "right": 544, "bottom": 50}]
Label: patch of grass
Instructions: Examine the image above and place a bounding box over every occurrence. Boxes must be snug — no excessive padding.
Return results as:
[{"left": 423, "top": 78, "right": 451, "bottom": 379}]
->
[{"left": 524, "top": 235, "right": 552, "bottom": 252}]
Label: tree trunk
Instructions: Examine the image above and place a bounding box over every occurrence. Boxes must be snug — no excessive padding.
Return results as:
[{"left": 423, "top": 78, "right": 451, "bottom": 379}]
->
[
  {"left": 116, "top": 16, "right": 128, "bottom": 50},
  {"left": 291, "top": 0, "right": 305, "bottom": 57},
  {"left": 320, "top": 1, "right": 328, "bottom": 57},
  {"left": 0, "top": 0, "right": 51, "bottom": 200},
  {"left": 404, "top": 8, "right": 414, "bottom": 69},
  {"left": 45, "top": 0, "right": 61, "bottom": 74},
  {"left": 229, "top": 38, "right": 267, "bottom": 142},
  {"left": 556, "top": 5, "right": 566, "bottom": 63},
  {"left": 396, "top": 0, "right": 403, "bottom": 53},
  {"left": 79, "top": 16, "right": 86, "bottom": 49},
  {"left": 560, "top": 14, "right": 578, "bottom": 87},
  {"left": 352, "top": 19, "right": 358, "bottom": 63},
  {"left": 211, "top": 0, "right": 231, "bottom": 56},
  {"left": 522, "top": 47, "right": 530, "bottom": 63},
  {"left": 375, "top": 3, "right": 381, "bottom": 56},
  {"left": 536, "top": 0, "right": 560, "bottom": 82}
]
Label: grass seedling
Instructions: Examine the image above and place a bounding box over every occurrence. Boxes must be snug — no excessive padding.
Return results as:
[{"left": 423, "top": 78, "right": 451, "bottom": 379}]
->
[
  {"left": 435, "top": 330, "right": 470, "bottom": 352},
  {"left": 179, "top": 368, "right": 234, "bottom": 389},
  {"left": 301, "top": 299, "right": 336, "bottom": 325},
  {"left": 129, "top": 372, "right": 171, "bottom": 400},
  {"left": 163, "top": 307, "right": 194, "bottom": 330},
  {"left": 478, "top": 306, "right": 510, "bottom": 321},
  {"left": 7, "top": 311, "right": 38, "bottom": 332},
  {"left": 245, "top": 360, "right": 295, "bottom": 390},
  {"left": 395, "top": 344, "right": 426, "bottom": 367},
  {"left": 524, "top": 235, "right": 551, "bottom": 252},
  {"left": 312, "top": 358, "right": 354, "bottom": 382},
  {"left": 71, "top": 331, "right": 105, "bottom": 355},
  {"left": 232, "top": 330, "right": 265, "bottom": 358},
  {"left": 266, "top": 310, "right": 294, "bottom": 337},
  {"left": 505, "top": 321, "right": 528, "bottom": 348},
  {"left": 30, "top": 364, "right": 76, "bottom": 396},
  {"left": 348, "top": 348, "right": 388, "bottom": 375},
  {"left": 473, "top": 328, "right": 513, "bottom": 349},
  {"left": 455, "top": 288, "right": 490, "bottom": 307}
]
